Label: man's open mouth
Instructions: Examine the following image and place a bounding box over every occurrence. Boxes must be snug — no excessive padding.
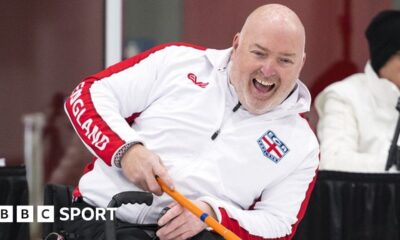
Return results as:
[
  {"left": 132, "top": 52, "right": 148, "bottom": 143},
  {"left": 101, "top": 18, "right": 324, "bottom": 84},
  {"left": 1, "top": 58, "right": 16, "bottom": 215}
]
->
[{"left": 253, "top": 78, "right": 275, "bottom": 93}]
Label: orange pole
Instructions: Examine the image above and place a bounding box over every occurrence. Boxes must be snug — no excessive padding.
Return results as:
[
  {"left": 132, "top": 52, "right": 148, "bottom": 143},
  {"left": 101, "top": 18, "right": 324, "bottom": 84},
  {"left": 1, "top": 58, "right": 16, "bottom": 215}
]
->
[{"left": 156, "top": 176, "right": 241, "bottom": 240}]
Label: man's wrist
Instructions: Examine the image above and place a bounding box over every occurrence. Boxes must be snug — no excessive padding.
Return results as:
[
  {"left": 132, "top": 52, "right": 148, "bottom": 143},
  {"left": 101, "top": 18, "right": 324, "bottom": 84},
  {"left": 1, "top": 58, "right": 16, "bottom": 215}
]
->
[
  {"left": 197, "top": 200, "right": 217, "bottom": 219},
  {"left": 114, "top": 142, "right": 142, "bottom": 168}
]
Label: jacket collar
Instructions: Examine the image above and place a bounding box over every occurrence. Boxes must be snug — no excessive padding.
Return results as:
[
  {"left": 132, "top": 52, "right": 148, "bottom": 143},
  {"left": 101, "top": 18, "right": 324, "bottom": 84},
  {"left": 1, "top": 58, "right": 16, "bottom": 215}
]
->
[
  {"left": 365, "top": 61, "right": 399, "bottom": 108},
  {"left": 205, "top": 47, "right": 232, "bottom": 70}
]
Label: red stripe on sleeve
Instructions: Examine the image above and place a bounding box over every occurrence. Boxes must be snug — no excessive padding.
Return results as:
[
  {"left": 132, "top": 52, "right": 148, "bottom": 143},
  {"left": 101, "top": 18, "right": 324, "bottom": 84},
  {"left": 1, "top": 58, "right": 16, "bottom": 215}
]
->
[
  {"left": 92, "top": 42, "right": 206, "bottom": 81},
  {"left": 219, "top": 171, "right": 318, "bottom": 240},
  {"left": 73, "top": 187, "right": 82, "bottom": 198},
  {"left": 65, "top": 42, "right": 206, "bottom": 166}
]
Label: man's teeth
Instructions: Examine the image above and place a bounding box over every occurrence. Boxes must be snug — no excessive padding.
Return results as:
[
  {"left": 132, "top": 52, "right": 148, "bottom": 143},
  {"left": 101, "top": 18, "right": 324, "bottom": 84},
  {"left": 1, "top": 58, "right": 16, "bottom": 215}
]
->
[{"left": 255, "top": 78, "right": 274, "bottom": 87}]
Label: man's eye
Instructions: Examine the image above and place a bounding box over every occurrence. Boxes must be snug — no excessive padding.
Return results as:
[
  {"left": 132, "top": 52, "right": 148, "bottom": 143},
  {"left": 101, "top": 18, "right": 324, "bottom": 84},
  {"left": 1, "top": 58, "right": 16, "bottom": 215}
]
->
[
  {"left": 251, "top": 51, "right": 265, "bottom": 57},
  {"left": 280, "top": 58, "right": 293, "bottom": 64}
]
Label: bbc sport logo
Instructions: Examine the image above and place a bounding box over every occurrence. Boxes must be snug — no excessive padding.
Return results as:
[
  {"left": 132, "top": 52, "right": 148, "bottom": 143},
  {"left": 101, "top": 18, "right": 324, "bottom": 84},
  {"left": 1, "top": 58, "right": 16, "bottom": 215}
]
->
[{"left": 0, "top": 205, "right": 117, "bottom": 222}]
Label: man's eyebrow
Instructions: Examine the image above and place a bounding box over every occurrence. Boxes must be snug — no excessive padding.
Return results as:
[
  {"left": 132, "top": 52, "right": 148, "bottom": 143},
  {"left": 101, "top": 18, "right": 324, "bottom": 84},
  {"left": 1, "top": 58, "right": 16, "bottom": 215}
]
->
[
  {"left": 253, "top": 43, "right": 268, "bottom": 52},
  {"left": 253, "top": 43, "right": 297, "bottom": 57}
]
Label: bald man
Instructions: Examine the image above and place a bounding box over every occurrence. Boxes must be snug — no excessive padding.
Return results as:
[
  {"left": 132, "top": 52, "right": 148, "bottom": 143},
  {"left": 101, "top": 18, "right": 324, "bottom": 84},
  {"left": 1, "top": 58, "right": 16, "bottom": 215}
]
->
[{"left": 62, "top": 4, "right": 318, "bottom": 240}]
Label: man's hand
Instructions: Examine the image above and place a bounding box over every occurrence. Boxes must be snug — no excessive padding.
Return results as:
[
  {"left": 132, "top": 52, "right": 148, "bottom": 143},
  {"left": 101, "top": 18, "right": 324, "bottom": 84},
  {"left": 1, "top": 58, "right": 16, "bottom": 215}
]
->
[
  {"left": 156, "top": 201, "right": 216, "bottom": 240},
  {"left": 121, "top": 144, "right": 174, "bottom": 196}
]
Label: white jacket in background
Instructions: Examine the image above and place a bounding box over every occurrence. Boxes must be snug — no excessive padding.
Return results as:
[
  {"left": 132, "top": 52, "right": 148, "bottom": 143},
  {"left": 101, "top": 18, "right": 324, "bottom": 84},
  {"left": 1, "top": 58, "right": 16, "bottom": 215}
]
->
[
  {"left": 65, "top": 43, "right": 319, "bottom": 239},
  {"left": 315, "top": 62, "right": 400, "bottom": 172}
]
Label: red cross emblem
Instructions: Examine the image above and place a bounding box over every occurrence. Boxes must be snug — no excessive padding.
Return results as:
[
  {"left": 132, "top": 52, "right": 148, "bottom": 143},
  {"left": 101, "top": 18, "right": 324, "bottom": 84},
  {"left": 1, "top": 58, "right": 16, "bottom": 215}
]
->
[{"left": 257, "top": 130, "right": 289, "bottom": 163}]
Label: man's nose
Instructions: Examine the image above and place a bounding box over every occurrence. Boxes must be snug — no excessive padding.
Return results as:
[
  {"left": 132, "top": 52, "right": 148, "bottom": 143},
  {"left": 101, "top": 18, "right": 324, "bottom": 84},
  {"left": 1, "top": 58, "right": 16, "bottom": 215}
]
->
[{"left": 260, "top": 59, "right": 277, "bottom": 77}]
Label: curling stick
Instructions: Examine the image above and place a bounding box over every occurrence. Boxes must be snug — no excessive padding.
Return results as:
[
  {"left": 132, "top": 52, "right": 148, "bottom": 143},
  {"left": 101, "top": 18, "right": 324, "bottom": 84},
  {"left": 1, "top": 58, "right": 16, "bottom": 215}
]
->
[{"left": 156, "top": 176, "right": 241, "bottom": 240}]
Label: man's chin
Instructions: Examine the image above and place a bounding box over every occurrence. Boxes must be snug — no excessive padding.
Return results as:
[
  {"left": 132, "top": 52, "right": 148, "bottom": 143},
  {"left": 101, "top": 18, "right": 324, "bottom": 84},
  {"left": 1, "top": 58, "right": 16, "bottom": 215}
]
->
[{"left": 243, "top": 102, "right": 275, "bottom": 115}]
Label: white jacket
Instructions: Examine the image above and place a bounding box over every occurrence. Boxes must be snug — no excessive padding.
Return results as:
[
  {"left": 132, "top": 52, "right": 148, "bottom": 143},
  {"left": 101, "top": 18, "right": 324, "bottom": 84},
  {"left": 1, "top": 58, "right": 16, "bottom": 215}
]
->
[
  {"left": 65, "top": 43, "right": 319, "bottom": 239},
  {"left": 315, "top": 62, "right": 400, "bottom": 172}
]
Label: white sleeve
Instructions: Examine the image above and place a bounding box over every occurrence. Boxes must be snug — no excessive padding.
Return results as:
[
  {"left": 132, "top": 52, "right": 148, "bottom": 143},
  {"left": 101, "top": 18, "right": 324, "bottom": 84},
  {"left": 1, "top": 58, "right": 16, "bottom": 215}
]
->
[
  {"left": 198, "top": 149, "right": 319, "bottom": 239},
  {"left": 64, "top": 45, "right": 170, "bottom": 167}
]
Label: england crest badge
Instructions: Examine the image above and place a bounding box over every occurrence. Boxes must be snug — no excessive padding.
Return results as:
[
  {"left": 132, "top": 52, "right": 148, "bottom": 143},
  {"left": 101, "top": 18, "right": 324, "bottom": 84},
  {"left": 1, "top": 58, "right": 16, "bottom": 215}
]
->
[{"left": 257, "top": 130, "right": 289, "bottom": 163}]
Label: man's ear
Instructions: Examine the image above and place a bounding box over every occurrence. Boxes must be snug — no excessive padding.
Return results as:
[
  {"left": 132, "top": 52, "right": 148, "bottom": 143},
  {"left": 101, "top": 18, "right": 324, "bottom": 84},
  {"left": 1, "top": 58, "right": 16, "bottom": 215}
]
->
[
  {"left": 232, "top": 33, "right": 240, "bottom": 52},
  {"left": 301, "top": 52, "right": 306, "bottom": 70}
]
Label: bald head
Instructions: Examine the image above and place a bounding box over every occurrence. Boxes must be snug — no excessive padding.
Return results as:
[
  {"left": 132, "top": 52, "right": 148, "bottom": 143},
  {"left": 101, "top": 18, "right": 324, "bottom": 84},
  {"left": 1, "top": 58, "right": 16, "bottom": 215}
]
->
[
  {"left": 229, "top": 4, "right": 307, "bottom": 114},
  {"left": 241, "top": 4, "right": 306, "bottom": 53}
]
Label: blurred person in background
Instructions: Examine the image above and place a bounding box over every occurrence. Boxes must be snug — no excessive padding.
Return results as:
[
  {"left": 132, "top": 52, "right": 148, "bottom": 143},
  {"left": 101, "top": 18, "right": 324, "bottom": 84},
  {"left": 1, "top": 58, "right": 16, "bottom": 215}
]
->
[
  {"left": 316, "top": 10, "right": 400, "bottom": 172},
  {"left": 42, "top": 92, "right": 91, "bottom": 186}
]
